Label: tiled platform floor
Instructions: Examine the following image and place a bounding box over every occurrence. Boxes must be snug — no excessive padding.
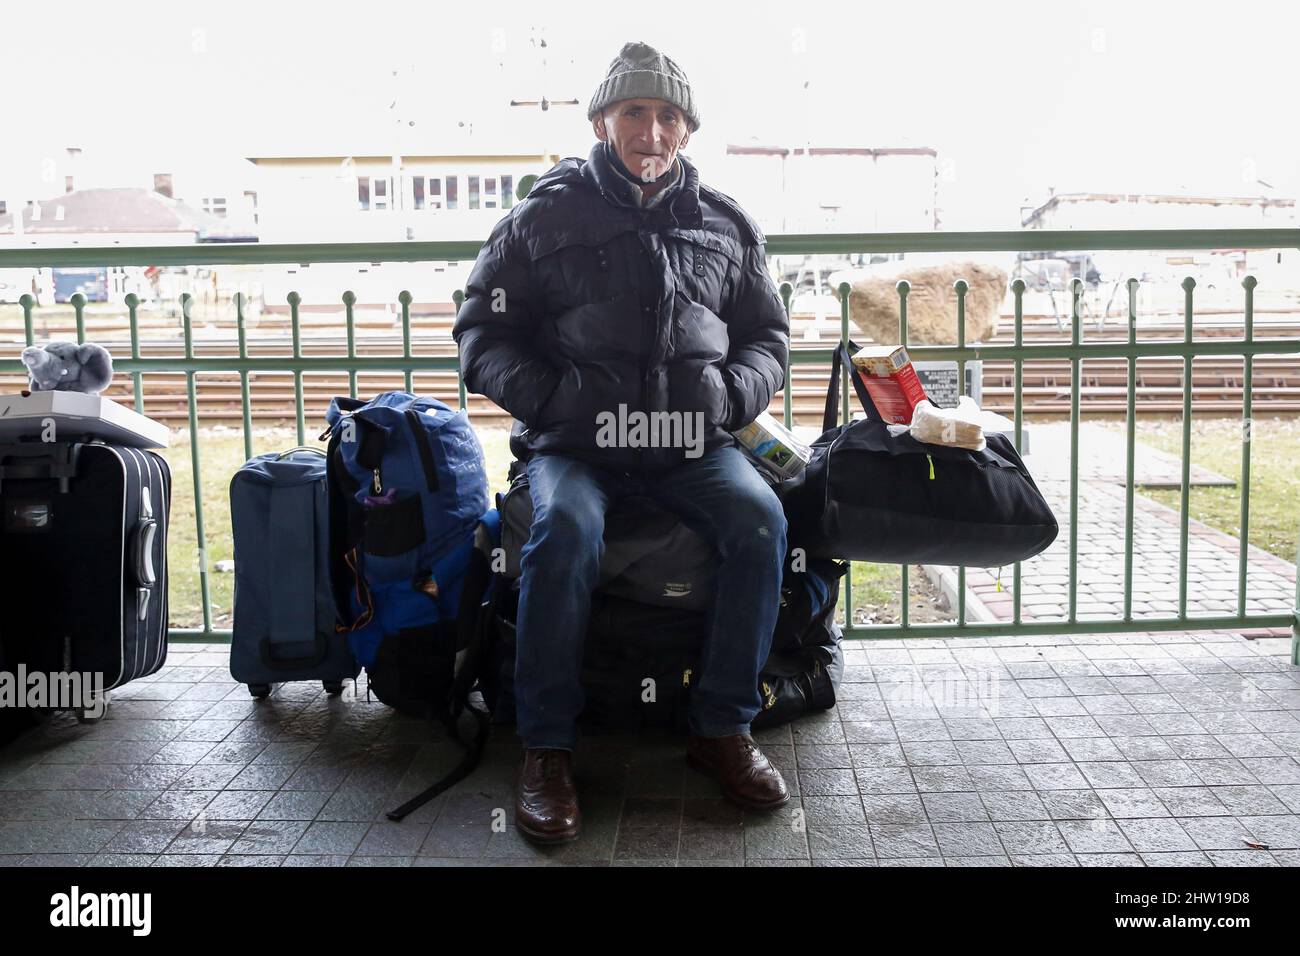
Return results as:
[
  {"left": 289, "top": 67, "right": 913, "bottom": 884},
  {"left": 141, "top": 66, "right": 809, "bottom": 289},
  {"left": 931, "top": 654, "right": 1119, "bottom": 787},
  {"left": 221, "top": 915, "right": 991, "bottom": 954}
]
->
[{"left": 1, "top": 630, "right": 1298, "bottom": 867}]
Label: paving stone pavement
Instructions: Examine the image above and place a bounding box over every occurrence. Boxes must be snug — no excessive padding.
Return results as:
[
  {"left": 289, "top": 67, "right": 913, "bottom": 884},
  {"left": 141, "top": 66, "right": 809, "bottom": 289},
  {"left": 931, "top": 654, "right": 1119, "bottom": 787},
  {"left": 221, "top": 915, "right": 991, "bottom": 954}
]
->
[
  {"left": 923, "top": 423, "right": 1298, "bottom": 632},
  {"left": 2, "top": 632, "right": 1298, "bottom": 867}
]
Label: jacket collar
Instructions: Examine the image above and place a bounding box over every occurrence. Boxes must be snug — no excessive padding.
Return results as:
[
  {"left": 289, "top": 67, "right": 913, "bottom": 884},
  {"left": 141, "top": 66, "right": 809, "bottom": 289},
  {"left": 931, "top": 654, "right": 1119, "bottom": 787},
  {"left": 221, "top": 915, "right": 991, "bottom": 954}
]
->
[{"left": 581, "top": 141, "right": 703, "bottom": 227}]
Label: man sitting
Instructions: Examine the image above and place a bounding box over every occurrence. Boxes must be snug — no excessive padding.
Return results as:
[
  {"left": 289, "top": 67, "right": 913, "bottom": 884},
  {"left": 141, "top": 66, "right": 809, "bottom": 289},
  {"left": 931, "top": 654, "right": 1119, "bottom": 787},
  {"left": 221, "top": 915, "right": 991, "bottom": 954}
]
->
[{"left": 453, "top": 40, "right": 791, "bottom": 845}]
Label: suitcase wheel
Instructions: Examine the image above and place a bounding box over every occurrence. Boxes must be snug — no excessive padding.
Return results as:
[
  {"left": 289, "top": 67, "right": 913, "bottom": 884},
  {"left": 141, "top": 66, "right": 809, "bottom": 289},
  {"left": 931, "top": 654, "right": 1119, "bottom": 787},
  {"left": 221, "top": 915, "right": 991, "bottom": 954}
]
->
[
  {"left": 248, "top": 684, "right": 272, "bottom": 700},
  {"left": 322, "top": 680, "right": 345, "bottom": 696}
]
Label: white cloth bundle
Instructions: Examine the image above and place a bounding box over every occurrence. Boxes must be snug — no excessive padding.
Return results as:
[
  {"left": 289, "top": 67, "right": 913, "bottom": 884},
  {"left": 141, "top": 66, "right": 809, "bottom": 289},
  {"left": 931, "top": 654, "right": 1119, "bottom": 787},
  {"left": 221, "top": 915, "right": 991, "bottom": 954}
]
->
[{"left": 886, "top": 396, "right": 986, "bottom": 452}]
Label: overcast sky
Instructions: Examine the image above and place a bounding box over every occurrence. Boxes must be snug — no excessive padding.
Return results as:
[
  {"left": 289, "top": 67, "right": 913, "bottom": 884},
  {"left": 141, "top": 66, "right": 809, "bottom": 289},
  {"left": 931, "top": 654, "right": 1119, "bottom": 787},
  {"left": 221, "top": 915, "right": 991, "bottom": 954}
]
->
[{"left": 5, "top": 0, "right": 1296, "bottom": 227}]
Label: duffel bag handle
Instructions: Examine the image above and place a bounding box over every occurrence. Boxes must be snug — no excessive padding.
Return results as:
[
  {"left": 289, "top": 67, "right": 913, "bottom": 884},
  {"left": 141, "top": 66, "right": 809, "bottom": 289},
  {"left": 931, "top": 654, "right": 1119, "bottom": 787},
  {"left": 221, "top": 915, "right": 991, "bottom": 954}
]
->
[{"left": 823, "top": 339, "right": 884, "bottom": 431}]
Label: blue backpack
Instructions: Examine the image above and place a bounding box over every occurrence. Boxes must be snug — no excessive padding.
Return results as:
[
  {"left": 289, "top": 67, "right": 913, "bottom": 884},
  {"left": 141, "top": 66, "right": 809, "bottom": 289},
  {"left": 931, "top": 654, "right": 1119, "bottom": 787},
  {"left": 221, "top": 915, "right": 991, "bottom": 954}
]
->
[{"left": 323, "top": 392, "right": 494, "bottom": 819}]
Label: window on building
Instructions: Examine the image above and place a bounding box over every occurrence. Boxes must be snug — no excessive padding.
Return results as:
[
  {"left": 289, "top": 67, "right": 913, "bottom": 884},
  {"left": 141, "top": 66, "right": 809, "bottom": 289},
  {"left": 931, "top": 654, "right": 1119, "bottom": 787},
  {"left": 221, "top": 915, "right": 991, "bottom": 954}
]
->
[
  {"left": 412, "top": 177, "right": 447, "bottom": 211},
  {"left": 502, "top": 174, "right": 514, "bottom": 208},
  {"left": 0, "top": 201, "right": 6, "bottom": 216},
  {"left": 482, "top": 176, "right": 499, "bottom": 209},
  {"left": 468, "top": 176, "right": 480, "bottom": 210},
  {"left": 202, "top": 197, "right": 228, "bottom": 217},
  {"left": 445, "top": 176, "right": 458, "bottom": 210},
  {"left": 357, "top": 176, "right": 393, "bottom": 212},
  {"left": 65, "top": 176, "right": 75, "bottom": 194}
]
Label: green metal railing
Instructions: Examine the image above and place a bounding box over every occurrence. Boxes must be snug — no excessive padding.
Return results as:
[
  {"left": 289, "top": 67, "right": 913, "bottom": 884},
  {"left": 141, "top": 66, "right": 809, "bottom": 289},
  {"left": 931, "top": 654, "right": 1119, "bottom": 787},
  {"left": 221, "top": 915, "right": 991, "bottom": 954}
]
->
[{"left": 2, "top": 228, "right": 1298, "bottom": 664}]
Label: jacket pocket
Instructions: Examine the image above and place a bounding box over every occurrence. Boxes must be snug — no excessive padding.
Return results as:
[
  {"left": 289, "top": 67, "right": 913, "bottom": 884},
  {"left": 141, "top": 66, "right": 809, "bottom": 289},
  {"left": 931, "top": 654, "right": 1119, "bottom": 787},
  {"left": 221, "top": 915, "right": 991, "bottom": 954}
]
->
[
  {"left": 670, "top": 292, "right": 729, "bottom": 363},
  {"left": 703, "top": 362, "right": 731, "bottom": 428},
  {"left": 528, "top": 224, "right": 638, "bottom": 310},
  {"left": 667, "top": 229, "right": 743, "bottom": 314},
  {"left": 532, "top": 362, "right": 572, "bottom": 429}
]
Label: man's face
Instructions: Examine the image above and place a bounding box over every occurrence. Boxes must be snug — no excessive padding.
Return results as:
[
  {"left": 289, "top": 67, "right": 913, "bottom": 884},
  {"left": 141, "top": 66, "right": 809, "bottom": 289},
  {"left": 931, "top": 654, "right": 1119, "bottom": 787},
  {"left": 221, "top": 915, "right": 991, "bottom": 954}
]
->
[{"left": 593, "top": 98, "right": 691, "bottom": 182}]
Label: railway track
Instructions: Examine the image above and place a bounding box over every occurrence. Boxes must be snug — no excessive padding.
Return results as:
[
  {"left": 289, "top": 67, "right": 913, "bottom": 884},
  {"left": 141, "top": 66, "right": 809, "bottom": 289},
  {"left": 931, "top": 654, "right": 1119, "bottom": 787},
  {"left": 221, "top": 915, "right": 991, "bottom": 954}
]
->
[{"left": 4, "top": 313, "right": 1298, "bottom": 423}]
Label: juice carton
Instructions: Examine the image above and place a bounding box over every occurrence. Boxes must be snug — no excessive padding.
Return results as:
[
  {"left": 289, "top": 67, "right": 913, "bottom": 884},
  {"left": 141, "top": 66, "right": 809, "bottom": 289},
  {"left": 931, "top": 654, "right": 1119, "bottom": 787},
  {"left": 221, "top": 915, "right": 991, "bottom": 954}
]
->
[
  {"left": 732, "top": 411, "right": 812, "bottom": 480},
  {"left": 850, "top": 344, "right": 930, "bottom": 424}
]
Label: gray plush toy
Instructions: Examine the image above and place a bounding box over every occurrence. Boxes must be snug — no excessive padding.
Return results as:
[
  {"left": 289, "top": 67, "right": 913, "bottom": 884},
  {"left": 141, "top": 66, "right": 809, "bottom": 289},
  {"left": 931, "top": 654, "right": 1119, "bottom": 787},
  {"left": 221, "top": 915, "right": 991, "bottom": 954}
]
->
[{"left": 21, "top": 342, "right": 115, "bottom": 395}]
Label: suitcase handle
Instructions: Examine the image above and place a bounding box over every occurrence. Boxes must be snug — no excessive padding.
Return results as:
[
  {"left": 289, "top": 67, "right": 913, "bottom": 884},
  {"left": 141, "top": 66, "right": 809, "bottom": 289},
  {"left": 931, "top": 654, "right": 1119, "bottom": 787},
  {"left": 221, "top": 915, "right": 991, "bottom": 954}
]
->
[
  {"left": 129, "top": 486, "right": 158, "bottom": 587},
  {"left": 258, "top": 633, "right": 330, "bottom": 670},
  {"left": 277, "top": 446, "right": 327, "bottom": 461}
]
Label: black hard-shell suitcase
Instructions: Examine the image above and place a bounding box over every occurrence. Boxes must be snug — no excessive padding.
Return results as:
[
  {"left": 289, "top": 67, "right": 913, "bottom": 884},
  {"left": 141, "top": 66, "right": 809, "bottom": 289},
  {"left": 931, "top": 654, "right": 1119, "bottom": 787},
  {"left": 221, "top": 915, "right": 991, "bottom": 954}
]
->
[{"left": 0, "top": 441, "right": 170, "bottom": 719}]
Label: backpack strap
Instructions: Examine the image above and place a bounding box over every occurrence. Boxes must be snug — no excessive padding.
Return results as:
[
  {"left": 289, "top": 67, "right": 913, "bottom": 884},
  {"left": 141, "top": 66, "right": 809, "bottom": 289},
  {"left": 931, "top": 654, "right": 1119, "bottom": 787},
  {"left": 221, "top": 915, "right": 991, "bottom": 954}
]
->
[
  {"left": 384, "top": 513, "right": 500, "bottom": 822},
  {"left": 337, "top": 548, "right": 375, "bottom": 633}
]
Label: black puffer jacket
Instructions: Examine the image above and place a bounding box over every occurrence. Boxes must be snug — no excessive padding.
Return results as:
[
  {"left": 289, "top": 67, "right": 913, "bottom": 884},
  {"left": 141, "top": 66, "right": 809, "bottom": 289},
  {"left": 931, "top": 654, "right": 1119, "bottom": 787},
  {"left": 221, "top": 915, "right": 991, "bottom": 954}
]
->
[{"left": 452, "top": 141, "right": 789, "bottom": 472}]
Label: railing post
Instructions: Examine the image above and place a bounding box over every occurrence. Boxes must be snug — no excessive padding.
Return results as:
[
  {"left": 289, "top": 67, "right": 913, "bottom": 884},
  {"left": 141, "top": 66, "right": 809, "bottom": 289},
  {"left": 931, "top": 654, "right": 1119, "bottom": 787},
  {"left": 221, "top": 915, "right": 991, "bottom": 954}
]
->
[
  {"left": 1238, "top": 276, "right": 1256, "bottom": 621},
  {"left": 1293, "top": 528, "right": 1299, "bottom": 667},
  {"left": 1069, "top": 278, "right": 1082, "bottom": 624},
  {"left": 898, "top": 280, "right": 911, "bottom": 631},
  {"left": 838, "top": 281, "right": 854, "bottom": 630},
  {"left": 288, "top": 291, "right": 305, "bottom": 446},
  {"left": 71, "top": 293, "right": 86, "bottom": 344},
  {"left": 1124, "top": 277, "right": 1139, "bottom": 623},
  {"left": 343, "top": 290, "right": 358, "bottom": 399},
  {"left": 1178, "top": 277, "right": 1196, "bottom": 620},
  {"left": 452, "top": 290, "right": 467, "bottom": 411},
  {"left": 182, "top": 293, "right": 213, "bottom": 637},
  {"left": 236, "top": 292, "right": 253, "bottom": 462},
  {"left": 19, "top": 293, "right": 35, "bottom": 347},
  {"left": 400, "top": 290, "right": 414, "bottom": 394},
  {"left": 954, "top": 279, "right": 968, "bottom": 627},
  {"left": 126, "top": 293, "right": 144, "bottom": 415},
  {"left": 1011, "top": 278, "right": 1025, "bottom": 627}
]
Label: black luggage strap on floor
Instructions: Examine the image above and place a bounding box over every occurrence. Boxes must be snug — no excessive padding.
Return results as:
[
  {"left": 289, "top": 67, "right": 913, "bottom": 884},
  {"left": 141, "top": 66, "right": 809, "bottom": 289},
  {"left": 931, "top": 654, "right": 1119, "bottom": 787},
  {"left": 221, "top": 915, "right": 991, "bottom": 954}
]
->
[
  {"left": 385, "top": 702, "right": 491, "bottom": 823},
  {"left": 384, "top": 543, "right": 496, "bottom": 823}
]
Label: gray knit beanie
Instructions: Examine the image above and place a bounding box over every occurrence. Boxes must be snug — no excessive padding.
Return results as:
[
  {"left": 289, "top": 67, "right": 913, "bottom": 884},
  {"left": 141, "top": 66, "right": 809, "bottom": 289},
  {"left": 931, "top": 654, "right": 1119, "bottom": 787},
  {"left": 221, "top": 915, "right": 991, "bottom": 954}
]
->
[{"left": 587, "top": 41, "right": 700, "bottom": 132}]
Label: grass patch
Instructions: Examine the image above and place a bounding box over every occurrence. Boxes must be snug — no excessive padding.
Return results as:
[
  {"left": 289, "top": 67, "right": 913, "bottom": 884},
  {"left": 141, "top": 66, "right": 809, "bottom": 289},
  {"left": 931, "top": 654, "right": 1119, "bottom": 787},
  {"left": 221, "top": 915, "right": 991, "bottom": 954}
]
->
[
  {"left": 846, "top": 562, "right": 949, "bottom": 626},
  {"left": 1095, "top": 416, "right": 1300, "bottom": 562}
]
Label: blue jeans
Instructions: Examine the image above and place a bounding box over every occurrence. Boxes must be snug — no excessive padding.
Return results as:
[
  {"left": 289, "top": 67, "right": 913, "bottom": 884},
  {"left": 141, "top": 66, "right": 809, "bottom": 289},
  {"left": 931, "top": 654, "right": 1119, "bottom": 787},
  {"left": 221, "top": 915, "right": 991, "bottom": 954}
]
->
[{"left": 514, "top": 444, "right": 788, "bottom": 750}]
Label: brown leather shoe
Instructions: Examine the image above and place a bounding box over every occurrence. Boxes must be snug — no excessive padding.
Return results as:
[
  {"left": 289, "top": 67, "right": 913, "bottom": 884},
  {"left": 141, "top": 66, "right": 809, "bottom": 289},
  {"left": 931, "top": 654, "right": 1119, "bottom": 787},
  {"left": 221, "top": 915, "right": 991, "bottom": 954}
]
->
[
  {"left": 515, "top": 748, "right": 581, "bottom": 845},
  {"left": 686, "top": 733, "right": 790, "bottom": 811}
]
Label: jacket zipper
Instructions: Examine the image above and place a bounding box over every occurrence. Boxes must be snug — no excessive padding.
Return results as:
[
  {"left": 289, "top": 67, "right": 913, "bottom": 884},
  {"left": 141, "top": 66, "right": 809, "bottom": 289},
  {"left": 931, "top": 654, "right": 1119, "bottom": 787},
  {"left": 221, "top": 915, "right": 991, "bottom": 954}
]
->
[{"left": 637, "top": 238, "right": 654, "bottom": 471}]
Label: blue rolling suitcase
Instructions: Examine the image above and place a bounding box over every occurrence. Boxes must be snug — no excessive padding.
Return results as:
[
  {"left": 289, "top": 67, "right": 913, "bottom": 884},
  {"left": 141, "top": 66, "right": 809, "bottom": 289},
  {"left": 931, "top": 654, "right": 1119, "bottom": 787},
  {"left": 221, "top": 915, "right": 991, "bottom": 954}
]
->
[{"left": 229, "top": 447, "right": 359, "bottom": 698}]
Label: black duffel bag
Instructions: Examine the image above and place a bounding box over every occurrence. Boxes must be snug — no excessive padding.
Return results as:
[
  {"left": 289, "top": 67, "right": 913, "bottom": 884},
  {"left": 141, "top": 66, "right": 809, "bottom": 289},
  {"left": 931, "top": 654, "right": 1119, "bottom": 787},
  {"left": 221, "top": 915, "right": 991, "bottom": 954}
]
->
[{"left": 784, "top": 341, "right": 1058, "bottom": 567}]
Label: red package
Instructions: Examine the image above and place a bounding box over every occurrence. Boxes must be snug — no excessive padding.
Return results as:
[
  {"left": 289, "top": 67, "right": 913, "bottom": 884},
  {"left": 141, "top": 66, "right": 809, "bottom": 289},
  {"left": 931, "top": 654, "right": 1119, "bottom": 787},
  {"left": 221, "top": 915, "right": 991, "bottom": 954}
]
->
[{"left": 850, "top": 345, "right": 930, "bottom": 424}]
